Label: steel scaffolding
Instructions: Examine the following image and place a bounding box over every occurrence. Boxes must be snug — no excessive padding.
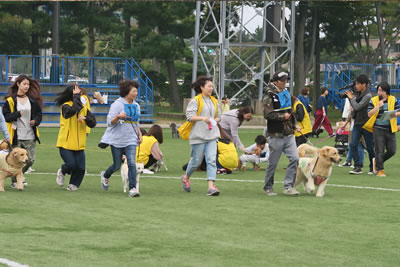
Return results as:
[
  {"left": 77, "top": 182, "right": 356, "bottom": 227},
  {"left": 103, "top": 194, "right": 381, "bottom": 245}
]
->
[{"left": 191, "top": 1, "right": 295, "bottom": 102}]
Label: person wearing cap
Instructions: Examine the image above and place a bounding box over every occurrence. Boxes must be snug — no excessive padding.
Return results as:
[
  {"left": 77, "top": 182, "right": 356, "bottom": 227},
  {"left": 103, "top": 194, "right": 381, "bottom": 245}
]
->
[{"left": 262, "top": 71, "right": 300, "bottom": 196}]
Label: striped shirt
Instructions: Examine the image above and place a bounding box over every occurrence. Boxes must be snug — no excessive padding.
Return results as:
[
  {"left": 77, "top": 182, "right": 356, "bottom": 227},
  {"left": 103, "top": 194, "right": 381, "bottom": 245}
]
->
[{"left": 368, "top": 98, "right": 400, "bottom": 130}]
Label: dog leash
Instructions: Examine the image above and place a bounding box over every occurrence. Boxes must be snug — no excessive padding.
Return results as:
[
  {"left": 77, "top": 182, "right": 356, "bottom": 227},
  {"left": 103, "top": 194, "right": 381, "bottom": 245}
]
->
[{"left": 313, "top": 134, "right": 335, "bottom": 145}]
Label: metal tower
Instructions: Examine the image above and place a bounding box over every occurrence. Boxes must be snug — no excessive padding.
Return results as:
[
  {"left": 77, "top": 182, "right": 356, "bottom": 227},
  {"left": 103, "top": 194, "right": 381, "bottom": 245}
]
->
[{"left": 191, "top": 1, "right": 295, "bottom": 104}]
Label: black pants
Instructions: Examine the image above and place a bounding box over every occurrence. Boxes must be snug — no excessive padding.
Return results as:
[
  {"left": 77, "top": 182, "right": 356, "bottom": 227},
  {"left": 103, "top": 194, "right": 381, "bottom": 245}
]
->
[
  {"left": 373, "top": 127, "right": 396, "bottom": 171},
  {"left": 295, "top": 135, "right": 308, "bottom": 147},
  {"left": 59, "top": 147, "right": 86, "bottom": 187},
  {"left": 144, "top": 155, "right": 157, "bottom": 169}
]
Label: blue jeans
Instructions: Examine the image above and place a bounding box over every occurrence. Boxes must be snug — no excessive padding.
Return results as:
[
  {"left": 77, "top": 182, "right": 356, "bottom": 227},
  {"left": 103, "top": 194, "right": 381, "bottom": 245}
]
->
[
  {"left": 59, "top": 148, "right": 86, "bottom": 187},
  {"left": 186, "top": 140, "right": 217, "bottom": 181},
  {"left": 104, "top": 145, "right": 137, "bottom": 190},
  {"left": 350, "top": 125, "right": 375, "bottom": 169},
  {"left": 346, "top": 142, "right": 364, "bottom": 165}
]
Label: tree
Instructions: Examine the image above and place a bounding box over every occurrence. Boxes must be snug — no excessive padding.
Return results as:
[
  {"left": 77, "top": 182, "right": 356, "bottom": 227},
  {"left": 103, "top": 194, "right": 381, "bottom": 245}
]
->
[
  {"left": 62, "top": 2, "right": 120, "bottom": 57},
  {"left": 0, "top": 2, "right": 51, "bottom": 55},
  {"left": 125, "top": 2, "right": 196, "bottom": 109}
]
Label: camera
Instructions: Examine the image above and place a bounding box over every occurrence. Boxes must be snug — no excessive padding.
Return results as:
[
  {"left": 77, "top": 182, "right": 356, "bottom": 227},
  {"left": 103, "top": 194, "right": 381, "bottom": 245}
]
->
[{"left": 337, "top": 81, "right": 356, "bottom": 99}]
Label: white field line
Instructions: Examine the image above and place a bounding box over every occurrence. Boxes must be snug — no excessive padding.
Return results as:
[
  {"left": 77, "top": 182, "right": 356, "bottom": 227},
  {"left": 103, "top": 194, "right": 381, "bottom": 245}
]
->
[
  {"left": 29, "top": 172, "right": 400, "bottom": 192},
  {"left": 0, "top": 258, "right": 29, "bottom": 267}
]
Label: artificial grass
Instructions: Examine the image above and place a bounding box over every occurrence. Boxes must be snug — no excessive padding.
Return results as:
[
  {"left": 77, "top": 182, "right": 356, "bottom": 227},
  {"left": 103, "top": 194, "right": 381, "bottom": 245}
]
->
[{"left": 1, "top": 127, "right": 400, "bottom": 266}]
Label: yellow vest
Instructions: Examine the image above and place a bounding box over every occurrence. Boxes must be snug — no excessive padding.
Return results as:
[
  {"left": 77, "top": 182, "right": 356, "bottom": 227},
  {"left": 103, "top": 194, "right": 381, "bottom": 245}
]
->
[
  {"left": 6, "top": 97, "right": 40, "bottom": 145},
  {"left": 363, "top": 95, "right": 398, "bottom": 133},
  {"left": 293, "top": 100, "right": 312, "bottom": 137},
  {"left": 217, "top": 141, "right": 238, "bottom": 170},
  {"left": 81, "top": 94, "right": 91, "bottom": 135},
  {"left": 56, "top": 101, "right": 88, "bottom": 150},
  {"left": 136, "top": 135, "right": 158, "bottom": 165}
]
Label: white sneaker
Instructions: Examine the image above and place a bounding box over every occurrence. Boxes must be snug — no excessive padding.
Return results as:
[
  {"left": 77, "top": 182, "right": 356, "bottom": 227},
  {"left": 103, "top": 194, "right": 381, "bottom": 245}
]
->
[
  {"left": 129, "top": 188, "right": 140, "bottom": 197},
  {"left": 25, "top": 167, "right": 35, "bottom": 173},
  {"left": 56, "top": 169, "right": 65, "bottom": 187},
  {"left": 283, "top": 187, "right": 300, "bottom": 196},
  {"left": 66, "top": 184, "right": 79, "bottom": 191},
  {"left": 142, "top": 169, "right": 154, "bottom": 174}
]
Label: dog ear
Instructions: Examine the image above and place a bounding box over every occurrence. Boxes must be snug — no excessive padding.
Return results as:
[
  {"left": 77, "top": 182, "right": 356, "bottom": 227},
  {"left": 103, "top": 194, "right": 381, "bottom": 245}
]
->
[{"left": 319, "top": 147, "right": 328, "bottom": 157}]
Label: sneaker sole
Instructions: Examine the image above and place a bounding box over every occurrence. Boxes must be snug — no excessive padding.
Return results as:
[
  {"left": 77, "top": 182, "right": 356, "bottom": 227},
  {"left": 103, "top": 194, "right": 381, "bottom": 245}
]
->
[
  {"left": 129, "top": 193, "right": 140, "bottom": 197},
  {"left": 207, "top": 191, "right": 220, "bottom": 196}
]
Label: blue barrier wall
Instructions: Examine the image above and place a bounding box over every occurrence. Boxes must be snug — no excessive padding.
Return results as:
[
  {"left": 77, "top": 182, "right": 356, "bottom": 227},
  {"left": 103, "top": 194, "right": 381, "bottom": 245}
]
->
[{"left": 0, "top": 55, "right": 154, "bottom": 123}]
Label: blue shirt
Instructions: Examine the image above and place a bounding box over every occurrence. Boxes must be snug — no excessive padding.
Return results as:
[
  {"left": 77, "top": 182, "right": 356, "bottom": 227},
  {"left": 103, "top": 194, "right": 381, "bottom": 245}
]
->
[
  {"left": 297, "top": 95, "right": 311, "bottom": 113},
  {"left": 316, "top": 95, "right": 328, "bottom": 114}
]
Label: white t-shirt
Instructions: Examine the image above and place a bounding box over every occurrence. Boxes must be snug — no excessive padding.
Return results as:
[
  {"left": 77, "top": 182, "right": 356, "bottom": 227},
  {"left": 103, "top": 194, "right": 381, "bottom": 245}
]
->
[{"left": 16, "top": 99, "right": 35, "bottom": 140}]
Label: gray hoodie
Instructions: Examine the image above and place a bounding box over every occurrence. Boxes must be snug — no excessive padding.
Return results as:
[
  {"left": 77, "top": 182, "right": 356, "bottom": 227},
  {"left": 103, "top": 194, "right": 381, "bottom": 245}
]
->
[{"left": 186, "top": 95, "right": 221, "bottom": 145}]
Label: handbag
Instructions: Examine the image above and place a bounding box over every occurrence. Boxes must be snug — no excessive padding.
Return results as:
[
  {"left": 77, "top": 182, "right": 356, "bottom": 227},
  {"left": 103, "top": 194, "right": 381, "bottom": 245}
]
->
[{"left": 178, "top": 121, "right": 194, "bottom": 140}]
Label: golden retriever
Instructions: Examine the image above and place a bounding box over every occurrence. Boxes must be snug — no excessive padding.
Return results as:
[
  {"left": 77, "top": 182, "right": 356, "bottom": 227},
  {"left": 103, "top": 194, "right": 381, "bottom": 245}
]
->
[
  {"left": 121, "top": 155, "right": 144, "bottom": 193},
  {"left": 0, "top": 147, "right": 28, "bottom": 192},
  {"left": 0, "top": 139, "right": 10, "bottom": 151},
  {"left": 295, "top": 144, "right": 341, "bottom": 197}
]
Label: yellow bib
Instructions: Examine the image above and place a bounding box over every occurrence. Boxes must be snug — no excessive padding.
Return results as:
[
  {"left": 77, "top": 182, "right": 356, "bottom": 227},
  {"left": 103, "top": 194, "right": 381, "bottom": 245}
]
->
[
  {"left": 217, "top": 141, "right": 238, "bottom": 170},
  {"left": 363, "top": 95, "right": 398, "bottom": 133},
  {"left": 293, "top": 100, "right": 312, "bottom": 137},
  {"left": 136, "top": 135, "right": 158, "bottom": 165},
  {"left": 56, "top": 101, "right": 88, "bottom": 150}
]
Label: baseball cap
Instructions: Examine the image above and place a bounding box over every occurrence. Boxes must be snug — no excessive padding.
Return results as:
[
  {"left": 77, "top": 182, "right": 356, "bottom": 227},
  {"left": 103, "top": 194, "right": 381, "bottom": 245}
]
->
[{"left": 272, "top": 71, "right": 289, "bottom": 82}]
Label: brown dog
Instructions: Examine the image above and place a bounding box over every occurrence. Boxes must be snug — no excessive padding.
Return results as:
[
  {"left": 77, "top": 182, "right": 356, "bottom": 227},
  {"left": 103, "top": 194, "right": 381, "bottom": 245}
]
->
[
  {"left": 0, "top": 139, "right": 10, "bottom": 151},
  {"left": 0, "top": 147, "right": 29, "bottom": 192},
  {"left": 295, "top": 145, "right": 341, "bottom": 197}
]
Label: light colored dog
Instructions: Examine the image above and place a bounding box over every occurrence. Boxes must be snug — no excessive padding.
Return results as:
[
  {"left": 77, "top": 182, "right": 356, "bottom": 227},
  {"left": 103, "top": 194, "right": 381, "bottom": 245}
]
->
[
  {"left": 0, "top": 147, "right": 28, "bottom": 192},
  {"left": 0, "top": 139, "right": 10, "bottom": 151},
  {"left": 295, "top": 144, "right": 341, "bottom": 197},
  {"left": 121, "top": 156, "right": 144, "bottom": 193},
  {"left": 149, "top": 159, "right": 168, "bottom": 173},
  {"left": 297, "top": 143, "right": 318, "bottom": 158}
]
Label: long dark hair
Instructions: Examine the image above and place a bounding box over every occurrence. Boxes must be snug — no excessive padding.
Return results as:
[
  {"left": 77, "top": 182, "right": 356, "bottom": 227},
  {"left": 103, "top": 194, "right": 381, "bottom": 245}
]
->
[
  {"left": 7, "top": 75, "right": 43, "bottom": 107},
  {"left": 147, "top": 124, "right": 163, "bottom": 144},
  {"left": 191, "top": 76, "right": 213, "bottom": 95},
  {"left": 237, "top": 106, "right": 254, "bottom": 125},
  {"left": 55, "top": 85, "right": 76, "bottom": 106}
]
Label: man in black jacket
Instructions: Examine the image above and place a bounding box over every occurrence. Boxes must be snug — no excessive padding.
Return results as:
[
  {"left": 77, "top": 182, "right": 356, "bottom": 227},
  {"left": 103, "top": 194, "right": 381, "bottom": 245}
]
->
[
  {"left": 262, "top": 71, "right": 300, "bottom": 196},
  {"left": 344, "top": 74, "right": 375, "bottom": 175}
]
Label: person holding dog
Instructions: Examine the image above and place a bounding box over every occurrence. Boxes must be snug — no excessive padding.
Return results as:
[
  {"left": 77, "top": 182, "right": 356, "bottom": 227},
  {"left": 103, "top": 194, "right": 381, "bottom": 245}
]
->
[
  {"left": 220, "top": 106, "right": 253, "bottom": 151},
  {"left": 180, "top": 76, "right": 221, "bottom": 196},
  {"left": 363, "top": 82, "right": 400, "bottom": 177},
  {"left": 136, "top": 124, "right": 164, "bottom": 171},
  {"left": 238, "top": 135, "right": 269, "bottom": 171},
  {"left": 55, "top": 84, "right": 96, "bottom": 191},
  {"left": 262, "top": 71, "right": 300, "bottom": 196},
  {"left": 3, "top": 74, "right": 43, "bottom": 188},
  {"left": 345, "top": 74, "right": 375, "bottom": 175},
  {"left": 99, "top": 80, "right": 143, "bottom": 197}
]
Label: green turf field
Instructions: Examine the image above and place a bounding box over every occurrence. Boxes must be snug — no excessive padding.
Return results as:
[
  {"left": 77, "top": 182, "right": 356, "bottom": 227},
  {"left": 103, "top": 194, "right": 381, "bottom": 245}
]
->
[{"left": 1, "top": 127, "right": 400, "bottom": 266}]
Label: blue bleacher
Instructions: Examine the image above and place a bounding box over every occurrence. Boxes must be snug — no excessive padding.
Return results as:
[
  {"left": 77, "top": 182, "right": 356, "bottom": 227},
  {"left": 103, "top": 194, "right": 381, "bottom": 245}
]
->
[{"left": 0, "top": 55, "right": 154, "bottom": 124}]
